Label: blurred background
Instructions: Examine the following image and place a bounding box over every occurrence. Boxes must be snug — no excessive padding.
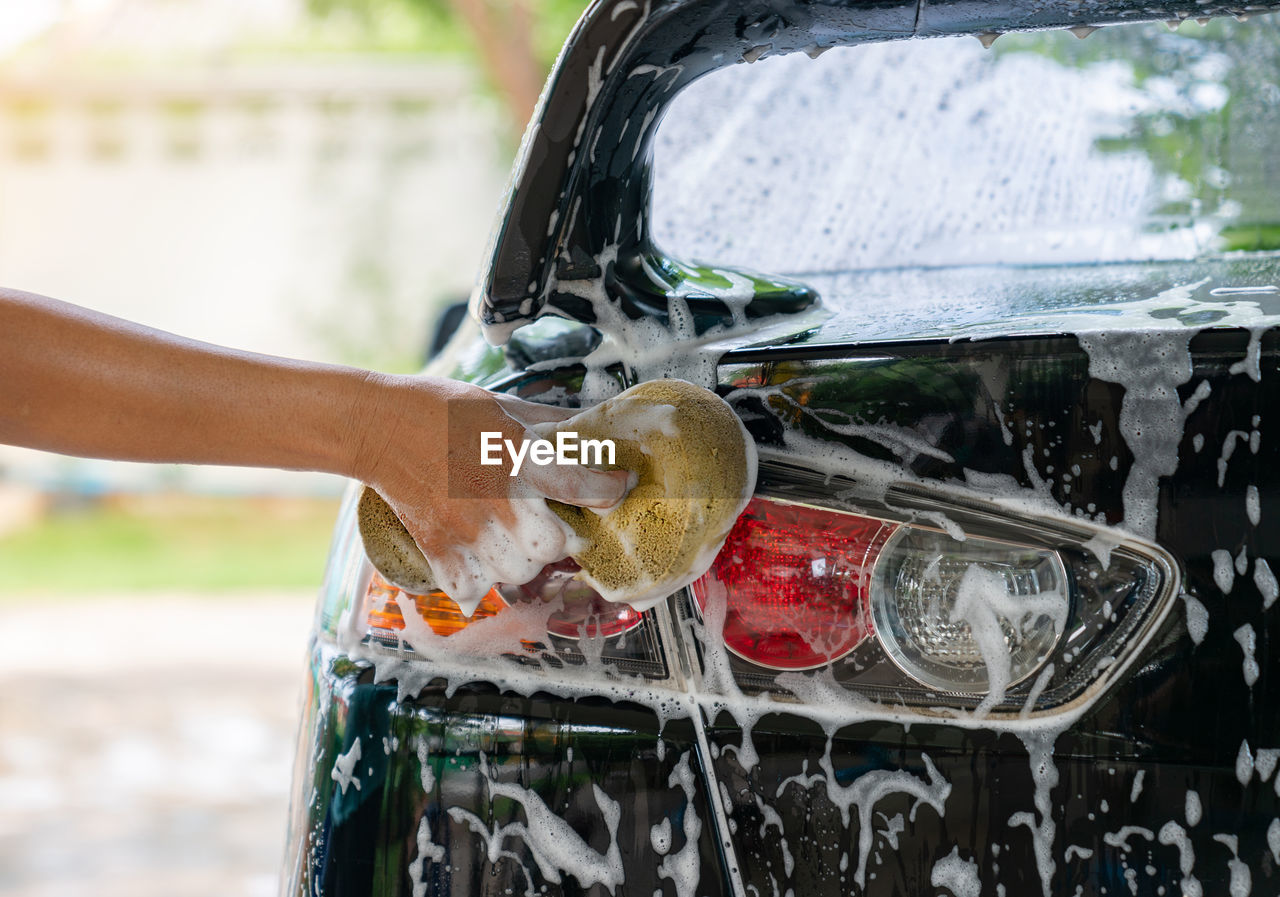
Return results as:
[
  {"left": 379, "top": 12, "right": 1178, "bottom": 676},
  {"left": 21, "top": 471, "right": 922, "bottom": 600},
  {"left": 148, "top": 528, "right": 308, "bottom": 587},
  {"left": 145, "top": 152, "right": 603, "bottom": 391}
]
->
[{"left": 0, "top": 1, "right": 581, "bottom": 894}]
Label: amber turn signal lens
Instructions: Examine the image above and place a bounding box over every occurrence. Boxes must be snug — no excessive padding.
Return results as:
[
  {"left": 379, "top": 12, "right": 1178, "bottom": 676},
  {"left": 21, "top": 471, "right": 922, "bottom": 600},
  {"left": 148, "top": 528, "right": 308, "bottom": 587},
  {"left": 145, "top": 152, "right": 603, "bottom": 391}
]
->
[{"left": 365, "top": 571, "right": 506, "bottom": 638}]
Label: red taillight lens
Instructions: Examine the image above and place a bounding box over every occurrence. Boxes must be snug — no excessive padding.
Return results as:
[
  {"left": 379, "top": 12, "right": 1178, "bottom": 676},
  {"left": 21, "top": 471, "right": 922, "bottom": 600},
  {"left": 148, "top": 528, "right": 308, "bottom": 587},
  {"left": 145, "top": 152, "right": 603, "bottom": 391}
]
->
[
  {"left": 692, "top": 498, "right": 897, "bottom": 670},
  {"left": 497, "top": 558, "right": 642, "bottom": 640}
]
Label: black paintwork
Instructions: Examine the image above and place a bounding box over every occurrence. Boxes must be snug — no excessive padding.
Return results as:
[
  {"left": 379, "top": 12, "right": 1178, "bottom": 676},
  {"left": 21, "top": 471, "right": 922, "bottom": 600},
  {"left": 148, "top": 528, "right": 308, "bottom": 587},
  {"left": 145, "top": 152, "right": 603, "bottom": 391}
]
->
[
  {"left": 289, "top": 310, "right": 1280, "bottom": 895},
  {"left": 289, "top": 643, "right": 731, "bottom": 897},
  {"left": 708, "top": 326, "right": 1280, "bottom": 894}
]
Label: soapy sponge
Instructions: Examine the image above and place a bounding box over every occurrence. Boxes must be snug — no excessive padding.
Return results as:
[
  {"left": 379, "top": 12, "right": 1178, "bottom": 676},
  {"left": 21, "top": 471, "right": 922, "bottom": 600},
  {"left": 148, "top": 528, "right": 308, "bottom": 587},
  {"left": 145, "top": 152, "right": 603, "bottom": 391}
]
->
[
  {"left": 543, "top": 378, "right": 757, "bottom": 609},
  {"left": 358, "top": 378, "right": 757, "bottom": 610}
]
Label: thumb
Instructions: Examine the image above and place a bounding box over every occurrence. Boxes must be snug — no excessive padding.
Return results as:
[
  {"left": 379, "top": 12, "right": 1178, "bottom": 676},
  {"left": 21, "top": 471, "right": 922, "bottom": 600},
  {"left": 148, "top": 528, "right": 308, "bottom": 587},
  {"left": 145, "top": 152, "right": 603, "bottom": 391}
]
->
[{"left": 526, "top": 462, "right": 632, "bottom": 510}]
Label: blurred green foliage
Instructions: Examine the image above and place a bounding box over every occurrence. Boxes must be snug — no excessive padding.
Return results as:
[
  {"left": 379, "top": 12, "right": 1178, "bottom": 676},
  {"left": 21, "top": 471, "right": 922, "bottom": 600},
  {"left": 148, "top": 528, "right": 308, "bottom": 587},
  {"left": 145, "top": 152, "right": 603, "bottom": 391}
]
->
[
  {"left": 303, "top": 0, "right": 586, "bottom": 67},
  {"left": 997, "top": 18, "right": 1280, "bottom": 254},
  {"left": 0, "top": 496, "right": 341, "bottom": 595}
]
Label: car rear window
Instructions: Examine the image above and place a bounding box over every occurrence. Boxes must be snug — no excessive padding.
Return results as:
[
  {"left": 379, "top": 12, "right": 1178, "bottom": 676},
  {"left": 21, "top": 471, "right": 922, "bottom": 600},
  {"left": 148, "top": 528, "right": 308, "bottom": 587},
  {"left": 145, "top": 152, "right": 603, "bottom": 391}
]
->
[{"left": 651, "top": 16, "right": 1280, "bottom": 276}]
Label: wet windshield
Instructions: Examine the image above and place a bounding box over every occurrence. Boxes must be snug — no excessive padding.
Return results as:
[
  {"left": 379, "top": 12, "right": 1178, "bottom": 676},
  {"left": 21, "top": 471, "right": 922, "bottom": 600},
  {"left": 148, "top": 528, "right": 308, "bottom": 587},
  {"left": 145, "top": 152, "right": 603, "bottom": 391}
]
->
[{"left": 651, "top": 16, "right": 1280, "bottom": 276}]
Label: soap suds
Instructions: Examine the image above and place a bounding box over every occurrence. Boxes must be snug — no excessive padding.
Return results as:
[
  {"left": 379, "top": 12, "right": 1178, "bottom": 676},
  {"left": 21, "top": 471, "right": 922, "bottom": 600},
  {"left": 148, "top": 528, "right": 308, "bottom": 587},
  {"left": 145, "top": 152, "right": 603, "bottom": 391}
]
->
[
  {"left": 1237, "top": 740, "right": 1255, "bottom": 786},
  {"left": 656, "top": 752, "right": 703, "bottom": 897},
  {"left": 1255, "top": 749, "right": 1279, "bottom": 782},
  {"left": 1234, "top": 624, "right": 1259, "bottom": 688},
  {"left": 1254, "top": 559, "right": 1278, "bottom": 610},
  {"left": 1212, "top": 833, "right": 1252, "bottom": 897},
  {"left": 1103, "top": 825, "right": 1155, "bottom": 852},
  {"left": 1130, "top": 770, "right": 1145, "bottom": 802},
  {"left": 448, "top": 753, "right": 625, "bottom": 894},
  {"left": 1212, "top": 549, "right": 1236, "bottom": 594},
  {"left": 408, "top": 738, "right": 445, "bottom": 897},
  {"left": 331, "top": 738, "right": 362, "bottom": 795},
  {"left": 1157, "top": 821, "right": 1201, "bottom": 897},
  {"left": 1008, "top": 728, "right": 1065, "bottom": 897},
  {"left": 1184, "top": 789, "right": 1201, "bottom": 826},
  {"left": 1182, "top": 593, "right": 1209, "bottom": 645},
  {"left": 775, "top": 742, "right": 950, "bottom": 889},
  {"left": 949, "top": 564, "right": 1068, "bottom": 717},
  {"left": 931, "top": 846, "right": 981, "bottom": 897},
  {"left": 1218, "top": 430, "right": 1251, "bottom": 488}
]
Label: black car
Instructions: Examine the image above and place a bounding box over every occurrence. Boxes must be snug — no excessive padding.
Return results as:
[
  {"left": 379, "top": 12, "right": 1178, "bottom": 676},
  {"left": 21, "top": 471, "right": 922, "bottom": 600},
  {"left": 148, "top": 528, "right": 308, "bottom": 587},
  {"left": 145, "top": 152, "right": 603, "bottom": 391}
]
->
[{"left": 282, "top": 1, "right": 1280, "bottom": 894}]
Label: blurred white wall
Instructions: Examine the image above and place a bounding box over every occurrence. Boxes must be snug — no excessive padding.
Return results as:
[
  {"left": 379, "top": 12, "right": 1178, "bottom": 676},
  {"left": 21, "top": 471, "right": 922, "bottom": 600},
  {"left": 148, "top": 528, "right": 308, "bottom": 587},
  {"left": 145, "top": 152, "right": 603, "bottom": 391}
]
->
[{"left": 0, "top": 38, "right": 510, "bottom": 494}]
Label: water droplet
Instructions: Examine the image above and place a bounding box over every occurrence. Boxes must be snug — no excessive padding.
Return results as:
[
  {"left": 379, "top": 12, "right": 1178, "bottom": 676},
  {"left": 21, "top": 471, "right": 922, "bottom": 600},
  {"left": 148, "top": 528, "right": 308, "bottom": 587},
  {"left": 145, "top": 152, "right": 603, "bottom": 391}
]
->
[
  {"left": 1070, "top": 25, "right": 1099, "bottom": 38},
  {"left": 975, "top": 31, "right": 1001, "bottom": 49}
]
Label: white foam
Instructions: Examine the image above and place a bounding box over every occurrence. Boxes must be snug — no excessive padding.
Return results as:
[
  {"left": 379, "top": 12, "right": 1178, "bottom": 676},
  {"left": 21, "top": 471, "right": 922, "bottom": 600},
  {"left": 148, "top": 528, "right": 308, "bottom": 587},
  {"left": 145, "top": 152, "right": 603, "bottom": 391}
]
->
[
  {"left": 447, "top": 753, "right": 625, "bottom": 893},
  {"left": 1228, "top": 326, "right": 1267, "bottom": 383},
  {"left": 1256, "top": 749, "right": 1279, "bottom": 782},
  {"left": 1219, "top": 430, "right": 1251, "bottom": 488},
  {"left": 1234, "top": 624, "right": 1260, "bottom": 688},
  {"left": 1255, "top": 559, "right": 1278, "bottom": 610},
  {"left": 424, "top": 480, "right": 582, "bottom": 617},
  {"left": 1008, "top": 728, "right": 1066, "bottom": 897},
  {"left": 931, "top": 846, "right": 981, "bottom": 897},
  {"left": 1213, "top": 833, "right": 1252, "bottom": 897},
  {"left": 1130, "top": 770, "right": 1146, "bottom": 802},
  {"left": 1157, "top": 821, "right": 1201, "bottom": 897},
  {"left": 1237, "top": 740, "right": 1255, "bottom": 786},
  {"left": 1212, "top": 549, "right": 1236, "bottom": 594},
  {"left": 949, "top": 564, "right": 1069, "bottom": 718},
  {"left": 1185, "top": 789, "right": 1202, "bottom": 826},
  {"left": 408, "top": 737, "right": 445, "bottom": 897},
  {"left": 656, "top": 752, "right": 703, "bottom": 897},
  {"left": 330, "top": 737, "right": 362, "bottom": 795},
  {"left": 1182, "top": 593, "right": 1210, "bottom": 645},
  {"left": 649, "top": 817, "right": 672, "bottom": 855},
  {"left": 1103, "top": 826, "right": 1155, "bottom": 852}
]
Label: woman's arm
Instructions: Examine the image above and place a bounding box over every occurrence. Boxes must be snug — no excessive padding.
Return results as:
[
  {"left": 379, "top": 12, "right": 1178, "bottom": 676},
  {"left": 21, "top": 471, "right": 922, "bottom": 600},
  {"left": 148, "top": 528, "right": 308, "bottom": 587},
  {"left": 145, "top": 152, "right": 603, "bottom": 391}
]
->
[{"left": 0, "top": 287, "right": 628, "bottom": 605}]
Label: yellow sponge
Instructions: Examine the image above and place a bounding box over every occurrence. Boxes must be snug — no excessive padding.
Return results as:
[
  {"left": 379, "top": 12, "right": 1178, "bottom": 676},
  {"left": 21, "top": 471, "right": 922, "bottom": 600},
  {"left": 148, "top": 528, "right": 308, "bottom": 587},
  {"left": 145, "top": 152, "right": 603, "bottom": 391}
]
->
[{"left": 544, "top": 378, "right": 756, "bottom": 609}]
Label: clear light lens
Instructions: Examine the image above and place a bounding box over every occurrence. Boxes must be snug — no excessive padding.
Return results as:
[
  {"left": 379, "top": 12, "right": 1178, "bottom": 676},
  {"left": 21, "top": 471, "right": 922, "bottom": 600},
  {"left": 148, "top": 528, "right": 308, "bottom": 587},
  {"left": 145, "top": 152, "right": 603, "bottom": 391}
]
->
[{"left": 870, "top": 527, "right": 1070, "bottom": 694}]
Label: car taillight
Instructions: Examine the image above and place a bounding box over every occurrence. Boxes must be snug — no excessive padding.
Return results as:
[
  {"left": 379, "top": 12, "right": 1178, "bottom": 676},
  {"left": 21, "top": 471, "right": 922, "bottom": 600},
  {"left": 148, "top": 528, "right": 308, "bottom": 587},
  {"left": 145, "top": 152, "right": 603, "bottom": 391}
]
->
[
  {"left": 365, "top": 574, "right": 506, "bottom": 638},
  {"left": 692, "top": 498, "right": 897, "bottom": 670},
  {"left": 682, "top": 483, "right": 1177, "bottom": 719},
  {"left": 364, "top": 559, "right": 643, "bottom": 643},
  {"left": 692, "top": 497, "right": 1069, "bottom": 686},
  {"left": 319, "top": 485, "right": 669, "bottom": 680}
]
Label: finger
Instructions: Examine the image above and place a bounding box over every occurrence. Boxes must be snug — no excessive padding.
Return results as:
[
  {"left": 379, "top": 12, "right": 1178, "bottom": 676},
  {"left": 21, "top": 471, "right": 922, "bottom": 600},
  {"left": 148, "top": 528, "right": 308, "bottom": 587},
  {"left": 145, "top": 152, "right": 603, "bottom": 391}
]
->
[
  {"left": 525, "top": 462, "right": 632, "bottom": 509},
  {"left": 493, "top": 393, "right": 581, "bottom": 427}
]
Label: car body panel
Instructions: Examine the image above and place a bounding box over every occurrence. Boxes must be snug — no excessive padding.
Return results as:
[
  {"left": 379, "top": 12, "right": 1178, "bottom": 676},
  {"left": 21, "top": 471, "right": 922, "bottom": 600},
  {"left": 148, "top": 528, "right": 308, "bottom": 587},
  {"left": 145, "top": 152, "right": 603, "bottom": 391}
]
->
[
  {"left": 286, "top": 286, "right": 1280, "bottom": 893},
  {"left": 286, "top": 641, "right": 732, "bottom": 897}
]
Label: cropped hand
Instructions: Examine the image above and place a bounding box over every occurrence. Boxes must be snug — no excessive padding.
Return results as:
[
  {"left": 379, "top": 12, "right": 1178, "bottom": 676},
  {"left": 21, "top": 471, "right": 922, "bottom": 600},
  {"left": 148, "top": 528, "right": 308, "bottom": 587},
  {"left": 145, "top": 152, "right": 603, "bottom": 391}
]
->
[{"left": 350, "top": 376, "right": 629, "bottom": 609}]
